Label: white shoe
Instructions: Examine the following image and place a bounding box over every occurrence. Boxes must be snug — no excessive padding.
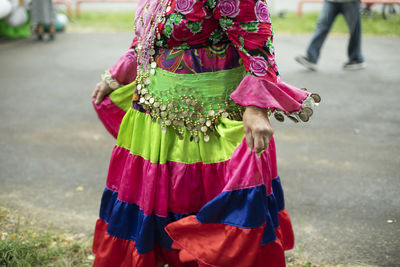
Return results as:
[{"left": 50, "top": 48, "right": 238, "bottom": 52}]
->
[
  {"left": 295, "top": 55, "right": 317, "bottom": 71},
  {"left": 343, "top": 61, "right": 366, "bottom": 70}
]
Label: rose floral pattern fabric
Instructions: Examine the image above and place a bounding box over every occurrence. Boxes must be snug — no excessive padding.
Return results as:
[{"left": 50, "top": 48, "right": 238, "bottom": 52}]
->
[
  {"left": 154, "top": 0, "right": 279, "bottom": 83},
  {"left": 107, "top": 0, "right": 312, "bottom": 113}
]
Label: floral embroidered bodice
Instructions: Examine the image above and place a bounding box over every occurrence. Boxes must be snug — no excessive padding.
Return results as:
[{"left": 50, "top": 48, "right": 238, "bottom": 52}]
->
[
  {"left": 110, "top": 0, "right": 317, "bottom": 121},
  {"left": 134, "top": 0, "right": 279, "bottom": 82}
]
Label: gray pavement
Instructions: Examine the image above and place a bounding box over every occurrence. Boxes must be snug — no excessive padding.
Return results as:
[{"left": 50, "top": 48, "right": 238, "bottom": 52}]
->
[{"left": 0, "top": 32, "right": 399, "bottom": 266}]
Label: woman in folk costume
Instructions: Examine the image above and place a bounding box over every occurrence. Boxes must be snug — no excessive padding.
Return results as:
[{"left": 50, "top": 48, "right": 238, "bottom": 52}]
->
[{"left": 91, "top": 0, "right": 320, "bottom": 266}]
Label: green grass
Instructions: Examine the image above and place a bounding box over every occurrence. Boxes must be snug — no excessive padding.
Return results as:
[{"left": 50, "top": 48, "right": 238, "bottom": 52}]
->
[
  {"left": 0, "top": 206, "right": 374, "bottom": 266},
  {"left": 68, "top": 10, "right": 135, "bottom": 32},
  {"left": 0, "top": 207, "right": 94, "bottom": 266},
  {"left": 67, "top": 10, "right": 400, "bottom": 36}
]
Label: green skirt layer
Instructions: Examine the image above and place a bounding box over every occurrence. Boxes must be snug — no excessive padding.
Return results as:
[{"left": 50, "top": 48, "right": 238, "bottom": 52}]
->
[{"left": 117, "top": 108, "right": 245, "bottom": 164}]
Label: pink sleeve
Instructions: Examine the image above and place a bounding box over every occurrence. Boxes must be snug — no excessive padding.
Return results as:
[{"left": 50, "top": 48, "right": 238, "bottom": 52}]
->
[
  {"left": 230, "top": 76, "right": 309, "bottom": 113},
  {"left": 109, "top": 48, "right": 138, "bottom": 85},
  {"left": 212, "top": 0, "right": 319, "bottom": 119}
]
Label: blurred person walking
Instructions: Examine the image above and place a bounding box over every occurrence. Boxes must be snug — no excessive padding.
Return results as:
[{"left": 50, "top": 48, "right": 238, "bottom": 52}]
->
[
  {"left": 295, "top": 0, "right": 365, "bottom": 71},
  {"left": 31, "top": 0, "right": 56, "bottom": 41}
]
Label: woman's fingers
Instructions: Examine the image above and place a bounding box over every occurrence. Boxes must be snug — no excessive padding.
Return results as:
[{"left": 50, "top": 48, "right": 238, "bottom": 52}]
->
[
  {"left": 91, "top": 87, "right": 98, "bottom": 99},
  {"left": 95, "top": 89, "right": 107, "bottom": 105},
  {"left": 253, "top": 132, "right": 265, "bottom": 154},
  {"left": 245, "top": 130, "right": 254, "bottom": 154}
]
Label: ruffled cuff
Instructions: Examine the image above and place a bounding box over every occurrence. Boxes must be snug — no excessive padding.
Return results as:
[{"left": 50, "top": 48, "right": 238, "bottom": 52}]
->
[
  {"left": 109, "top": 49, "right": 138, "bottom": 85},
  {"left": 230, "top": 75, "right": 320, "bottom": 123}
]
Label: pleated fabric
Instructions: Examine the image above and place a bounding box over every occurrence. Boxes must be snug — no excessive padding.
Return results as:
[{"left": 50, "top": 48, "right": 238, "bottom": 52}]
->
[{"left": 92, "top": 101, "right": 294, "bottom": 266}]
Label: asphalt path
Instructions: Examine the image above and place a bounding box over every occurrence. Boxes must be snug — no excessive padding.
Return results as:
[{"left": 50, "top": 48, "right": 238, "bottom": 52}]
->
[{"left": 0, "top": 32, "right": 399, "bottom": 266}]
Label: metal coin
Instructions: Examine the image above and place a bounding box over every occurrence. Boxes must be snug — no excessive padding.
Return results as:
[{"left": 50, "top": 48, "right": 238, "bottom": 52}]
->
[
  {"left": 194, "top": 104, "right": 202, "bottom": 111},
  {"left": 150, "top": 69, "right": 156, "bottom": 75},
  {"left": 206, "top": 120, "right": 212, "bottom": 127},
  {"left": 154, "top": 102, "right": 160, "bottom": 108},
  {"left": 151, "top": 62, "right": 157, "bottom": 69},
  {"left": 199, "top": 118, "right": 206, "bottom": 124},
  {"left": 149, "top": 98, "right": 155, "bottom": 104},
  {"left": 166, "top": 6, "right": 171, "bottom": 12},
  {"left": 139, "top": 97, "right": 145, "bottom": 104},
  {"left": 274, "top": 112, "right": 284, "bottom": 122},
  {"left": 287, "top": 115, "right": 299, "bottom": 123},
  {"left": 208, "top": 110, "right": 215, "bottom": 116},
  {"left": 201, "top": 126, "right": 208, "bottom": 133},
  {"left": 161, "top": 127, "right": 167, "bottom": 133},
  {"left": 203, "top": 135, "right": 210, "bottom": 142},
  {"left": 149, "top": 49, "right": 156, "bottom": 56},
  {"left": 145, "top": 94, "right": 151, "bottom": 100},
  {"left": 222, "top": 112, "right": 229, "bottom": 118},
  {"left": 303, "top": 107, "right": 313, "bottom": 117},
  {"left": 194, "top": 136, "right": 199, "bottom": 143},
  {"left": 168, "top": 103, "right": 174, "bottom": 109},
  {"left": 158, "top": 118, "right": 163, "bottom": 125},
  {"left": 298, "top": 111, "right": 310, "bottom": 122},
  {"left": 137, "top": 84, "right": 142, "bottom": 90},
  {"left": 161, "top": 111, "right": 167, "bottom": 117},
  {"left": 160, "top": 104, "right": 167, "bottom": 111},
  {"left": 165, "top": 120, "right": 171, "bottom": 126},
  {"left": 311, "top": 93, "right": 321, "bottom": 103},
  {"left": 145, "top": 78, "right": 151, "bottom": 85}
]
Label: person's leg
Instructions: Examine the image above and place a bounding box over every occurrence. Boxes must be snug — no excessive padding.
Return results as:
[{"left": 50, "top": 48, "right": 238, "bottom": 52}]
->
[
  {"left": 49, "top": 23, "right": 55, "bottom": 41},
  {"left": 341, "top": 1, "right": 364, "bottom": 63},
  {"left": 36, "top": 23, "right": 44, "bottom": 41},
  {"left": 306, "top": 1, "right": 340, "bottom": 63}
]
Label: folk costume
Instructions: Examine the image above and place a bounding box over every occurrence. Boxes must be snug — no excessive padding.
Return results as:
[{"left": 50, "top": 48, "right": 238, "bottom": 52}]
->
[{"left": 92, "top": 0, "right": 320, "bottom": 266}]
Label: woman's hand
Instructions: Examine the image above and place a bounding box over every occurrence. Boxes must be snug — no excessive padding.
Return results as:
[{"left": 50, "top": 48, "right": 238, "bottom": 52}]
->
[
  {"left": 91, "top": 81, "right": 113, "bottom": 105},
  {"left": 243, "top": 106, "right": 274, "bottom": 154}
]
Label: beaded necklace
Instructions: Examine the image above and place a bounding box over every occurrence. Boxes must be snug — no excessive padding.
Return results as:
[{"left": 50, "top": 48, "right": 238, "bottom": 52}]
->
[{"left": 134, "top": 0, "right": 171, "bottom": 84}]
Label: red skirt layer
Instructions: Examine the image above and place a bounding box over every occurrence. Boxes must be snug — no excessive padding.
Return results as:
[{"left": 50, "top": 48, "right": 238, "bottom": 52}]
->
[{"left": 93, "top": 209, "right": 293, "bottom": 267}]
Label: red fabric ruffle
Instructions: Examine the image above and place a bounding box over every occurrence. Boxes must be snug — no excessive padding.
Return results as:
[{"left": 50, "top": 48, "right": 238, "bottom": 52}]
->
[{"left": 165, "top": 209, "right": 294, "bottom": 267}]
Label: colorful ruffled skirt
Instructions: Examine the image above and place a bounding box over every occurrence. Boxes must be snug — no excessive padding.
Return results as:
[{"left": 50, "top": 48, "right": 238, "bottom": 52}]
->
[{"left": 92, "top": 57, "right": 294, "bottom": 267}]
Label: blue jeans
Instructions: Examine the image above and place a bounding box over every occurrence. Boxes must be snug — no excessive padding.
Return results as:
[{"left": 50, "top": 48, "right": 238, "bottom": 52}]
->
[{"left": 306, "top": 0, "right": 364, "bottom": 63}]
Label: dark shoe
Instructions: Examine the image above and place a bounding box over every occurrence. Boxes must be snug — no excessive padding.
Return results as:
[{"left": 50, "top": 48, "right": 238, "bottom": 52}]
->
[
  {"left": 37, "top": 34, "right": 43, "bottom": 41},
  {"left": 49, "top": 34, "right": 55, "bottom": 41},
  {"left": 295, "top": 55, "right": 317, "bottom": 71},
  {"left": 343, "top": 61, "right": 366, "bottom": 70}
]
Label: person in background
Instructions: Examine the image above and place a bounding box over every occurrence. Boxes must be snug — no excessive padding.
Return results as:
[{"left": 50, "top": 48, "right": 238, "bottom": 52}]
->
[
  {"left": 295, "top": 0, "right": 365, "bottom": 71},
  {"left": 30, "top": 0, "right": 56, "bottom": 41}
]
